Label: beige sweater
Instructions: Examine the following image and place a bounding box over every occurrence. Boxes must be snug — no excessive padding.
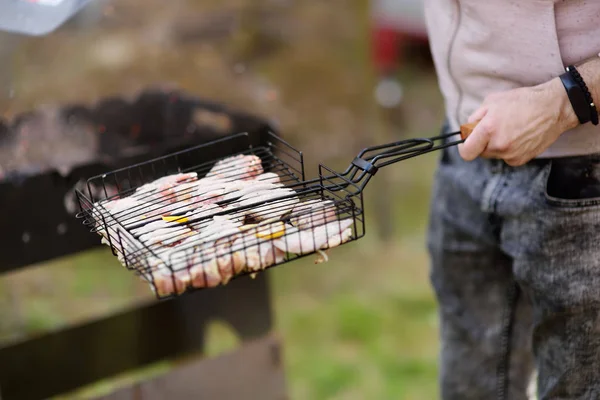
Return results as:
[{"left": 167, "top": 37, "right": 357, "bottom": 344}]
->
[{"left": 424, "top": 0, "right": 600, "bottom": 158}]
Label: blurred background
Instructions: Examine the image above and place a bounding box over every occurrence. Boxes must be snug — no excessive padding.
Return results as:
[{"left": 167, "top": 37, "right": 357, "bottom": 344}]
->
[{"left": 0, "top": 0, "right": 446, "bottom": 399}]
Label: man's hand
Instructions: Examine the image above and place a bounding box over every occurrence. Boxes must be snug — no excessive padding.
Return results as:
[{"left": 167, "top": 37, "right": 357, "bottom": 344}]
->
[{"left": 458, "top": 78, "right": 580, "bottom": 166}]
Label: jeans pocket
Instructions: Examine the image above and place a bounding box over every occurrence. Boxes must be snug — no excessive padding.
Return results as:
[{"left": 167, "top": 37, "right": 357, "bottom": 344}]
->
[{"left": 544, "top": 155, "right": 600, "bottom": 209}]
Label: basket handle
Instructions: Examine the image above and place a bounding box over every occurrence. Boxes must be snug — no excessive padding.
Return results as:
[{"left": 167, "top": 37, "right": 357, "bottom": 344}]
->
[
  {"left": 355, "top": 121, "right": 479, "bottom": 171},
  {"left": 459, "top": 121, "right": 479, "bottom": 140},
  {"left": 315, "top": 121, "right": 481, "bottom": 196}
]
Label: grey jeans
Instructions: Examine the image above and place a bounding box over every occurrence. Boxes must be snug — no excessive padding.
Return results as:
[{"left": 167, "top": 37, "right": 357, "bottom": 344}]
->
[{"left": 427, "top": 131, "right": 600, "bottom": 400}]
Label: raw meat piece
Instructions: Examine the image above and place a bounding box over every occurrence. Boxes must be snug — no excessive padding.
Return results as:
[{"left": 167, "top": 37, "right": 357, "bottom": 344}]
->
[
  {"left": 195, "top": 178, "right": 231, "bottom": 195},
  {"left": 214, "top": 235, "right": 247, "bottom": 283},
  {"left": 274, "top": 218, "right": 354, "bottom": 255},
  {"left": 255, "top": 172, "right": 282, "bottom": 185},
  {"left": 237, "top": 187, "right": 295, "bottom": 204},
  {"left": 196, "top": 187, "right": 228, "bottom": 204},
  {"left": 231, "top": 224, "right": 286, "bottom": 272},
  {"left": 131, "top": 219, "right": 171, "bottom": 236},
  {"left": 221, "top": 181, "right": 283, "bottom": 202},
  {"left": 134, "top": 172, "right": 198, "bottom": 197},
  {"left": 248, "top": 197, "right": 300, "bottom": 221},
  {"left": 101, "top": 195, "right": 143, "bottom": 214},
  {"left": 235, "top": 187, "right": 300, "bottom": 221},
  {"left": 139, "top": 226, "right": 195, "bottom": 247},
  {"left": 195, "top": 216, "right": 242, "bottom": 242},
  {"left": 184, "top": 203, "right": 222, "bottom": 220},
  {"left": 290, "top": 199, "right": 338, "bottom": 229},
  {"left": 188, "top": 245, "right": 228, "bottom": 288},
  {"left": 205, "top": 155, "right": 263, "bottom": 181},
  {"left": 153, "top": 272, "right": 192, "bottom": 297}
]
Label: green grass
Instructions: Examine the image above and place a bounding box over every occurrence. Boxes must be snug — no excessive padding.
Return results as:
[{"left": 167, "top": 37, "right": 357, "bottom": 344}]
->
[{"left": 269, "top": 222, "right": 440, "bottom": 400}]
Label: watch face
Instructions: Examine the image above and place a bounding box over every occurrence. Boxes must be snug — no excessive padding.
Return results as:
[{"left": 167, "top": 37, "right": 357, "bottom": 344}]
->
[{"left": 0, "top": 0, "right": 93, "bottom": 36}]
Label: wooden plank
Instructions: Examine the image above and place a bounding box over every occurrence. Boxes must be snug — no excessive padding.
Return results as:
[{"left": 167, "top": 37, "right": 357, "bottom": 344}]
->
[
  {"left": 0, "top": 167, "right": 104, "bottom": 275},
  {"left": 0, "top": 274, "right": 273, "bottom": 400},
  {"left": 96, "top": 333, "right": 288, "bottom": 400}
]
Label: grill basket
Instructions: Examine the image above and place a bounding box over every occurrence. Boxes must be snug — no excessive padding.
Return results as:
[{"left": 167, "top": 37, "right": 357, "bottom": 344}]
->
[{"left": 76, "top": 126, "right": 463, "bottom": 299}]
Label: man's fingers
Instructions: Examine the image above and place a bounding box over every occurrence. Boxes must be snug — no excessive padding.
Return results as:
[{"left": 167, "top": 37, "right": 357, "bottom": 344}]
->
[
  {"left": 458, "top": 121, "right": 491, "bottom": 161},
  {"left": 480, "top": 148, "right": 500, "bottom": 159},
  {"left": 468, "top": 106, "right": 488, "bottom": 124}
]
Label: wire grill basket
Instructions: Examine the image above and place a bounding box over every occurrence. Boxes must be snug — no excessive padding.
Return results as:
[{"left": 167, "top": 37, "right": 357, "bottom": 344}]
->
[{"left": 76, "top": 126, "right": 465, "bottom": 299}]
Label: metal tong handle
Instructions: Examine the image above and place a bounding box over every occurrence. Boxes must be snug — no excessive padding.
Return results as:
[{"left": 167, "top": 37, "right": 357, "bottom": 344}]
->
[
  {"left": 296, "top": 121, "right": 480, "bottom": 199},
  {"left": 349, "top": 121, "right": 478, "bottom": 174},
  {"left": 312, "top": 121, "right": 480, "bottom": 196}
]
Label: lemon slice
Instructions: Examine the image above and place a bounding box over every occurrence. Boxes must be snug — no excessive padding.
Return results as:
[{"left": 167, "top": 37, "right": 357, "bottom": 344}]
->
[
  {"left": 255, "top": 222, "right": 286, "bottom": 240},
  {"left": 239, "top": 224, "right": 258, "bottom": 232},
  {"left": 162, "top": 215, "right": 189, "bottom": 223}
]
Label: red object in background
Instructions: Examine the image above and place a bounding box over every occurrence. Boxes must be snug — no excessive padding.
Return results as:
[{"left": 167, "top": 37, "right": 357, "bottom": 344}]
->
[
  {"left": 370, "top": 0, "right": 429, "bottom": 76},
  {"left": 372, "top": 25, "right": 400, "bottom": 76},
  {"left": 371, "top": 25, "right": 430, "bottom": 76}
]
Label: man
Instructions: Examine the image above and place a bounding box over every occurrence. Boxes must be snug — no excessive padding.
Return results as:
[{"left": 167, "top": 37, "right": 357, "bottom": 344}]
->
[{"left": 423, "top": 1, "right": 600, "bottom": 399}]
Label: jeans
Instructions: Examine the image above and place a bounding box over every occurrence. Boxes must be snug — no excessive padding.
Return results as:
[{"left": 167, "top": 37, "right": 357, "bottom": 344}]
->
[{"left": 426, "top": 128, "right": 600, "bottom": 399}]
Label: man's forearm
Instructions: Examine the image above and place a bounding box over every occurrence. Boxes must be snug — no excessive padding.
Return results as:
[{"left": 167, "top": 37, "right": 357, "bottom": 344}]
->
[{"left": 458, "top": 54, "right": 600, "bottom": 163}]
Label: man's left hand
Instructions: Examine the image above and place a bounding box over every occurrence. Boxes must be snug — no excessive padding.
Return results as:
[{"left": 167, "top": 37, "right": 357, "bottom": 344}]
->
[{"left": 458, "top": 78, "right": 580, "bottom": 166}]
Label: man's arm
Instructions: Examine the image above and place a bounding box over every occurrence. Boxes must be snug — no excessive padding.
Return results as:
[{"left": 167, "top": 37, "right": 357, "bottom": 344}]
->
[{"left": 458, "top": 54, "right": 600, "bottom": 166}]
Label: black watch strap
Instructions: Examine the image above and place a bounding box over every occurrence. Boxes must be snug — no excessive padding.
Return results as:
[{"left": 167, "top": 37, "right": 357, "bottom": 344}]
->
[{"left": 559, "top": 65, "right": 599, "bottom": 126}]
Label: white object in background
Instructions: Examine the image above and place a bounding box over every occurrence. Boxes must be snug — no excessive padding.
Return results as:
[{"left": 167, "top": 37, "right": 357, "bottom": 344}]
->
[
  {"left": 375, "top": 77, "right": 404, "bottom": 108},
  {"left": 0, "top": 0, "right": 93, "bottom": 36},
  {"left": 371, "top": 0, "right": 427, "bottom": 37},
  {"left": 28, "top": 0, "right": 68, "bottom": 6}
]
